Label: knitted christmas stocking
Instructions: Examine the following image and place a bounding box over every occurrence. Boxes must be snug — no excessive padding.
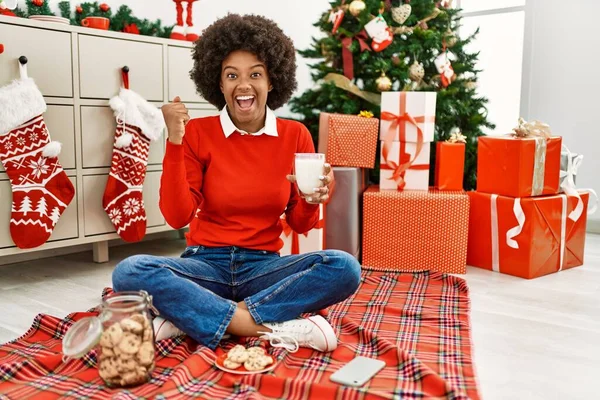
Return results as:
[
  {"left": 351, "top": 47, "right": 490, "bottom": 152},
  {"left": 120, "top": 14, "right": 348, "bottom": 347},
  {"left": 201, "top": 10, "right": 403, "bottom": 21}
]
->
[
  {"left": 0, "top": 66, "right": 75, "bottom": 249},
  {"left": 185, "top": 0, "right": 200, "bottom": 42},
  {"left": 103, "top": 84, "right": 165, "bottom": 242},
  {"left": 170, "top": 0, "right": 185, "bottom": 40}
]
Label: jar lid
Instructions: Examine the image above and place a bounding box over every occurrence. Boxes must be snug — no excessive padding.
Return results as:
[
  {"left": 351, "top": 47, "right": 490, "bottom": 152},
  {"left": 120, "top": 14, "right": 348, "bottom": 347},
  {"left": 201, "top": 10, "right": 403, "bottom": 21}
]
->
[{"left": 62, "top": 317, "right": 103, "bottom": 359}]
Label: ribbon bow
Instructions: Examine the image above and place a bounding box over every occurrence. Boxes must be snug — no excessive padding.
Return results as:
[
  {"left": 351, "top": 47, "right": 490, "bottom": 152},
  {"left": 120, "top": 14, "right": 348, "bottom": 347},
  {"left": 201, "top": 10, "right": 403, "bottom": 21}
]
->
[
  {"left": 513, "top": 117, "right": 552, "bottom": 139},
  {"left": 447, "top": 130, "right": 466, "bottom": 144},
  {"left": 340, "top": 30, "right": 371, "bottom": 80}
]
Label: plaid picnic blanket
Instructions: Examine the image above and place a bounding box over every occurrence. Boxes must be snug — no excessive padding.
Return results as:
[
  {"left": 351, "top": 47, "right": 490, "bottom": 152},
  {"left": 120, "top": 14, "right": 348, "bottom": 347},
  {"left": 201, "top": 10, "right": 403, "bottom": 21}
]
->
[{"left": 0, "top": 271, "right": 479, "bottom": 399}]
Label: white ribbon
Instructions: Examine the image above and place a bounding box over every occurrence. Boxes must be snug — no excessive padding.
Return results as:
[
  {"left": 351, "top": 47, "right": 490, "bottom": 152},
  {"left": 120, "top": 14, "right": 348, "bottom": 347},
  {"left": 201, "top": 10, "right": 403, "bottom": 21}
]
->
[
  {"left": 560, "top": 145, "right": 585, "bottom": 222},
  {"left": 490, "top": 194, "right": 500, "bottom": 272},
  {"left": 506, "top": 198, "right": 525, "bottom": 249}
]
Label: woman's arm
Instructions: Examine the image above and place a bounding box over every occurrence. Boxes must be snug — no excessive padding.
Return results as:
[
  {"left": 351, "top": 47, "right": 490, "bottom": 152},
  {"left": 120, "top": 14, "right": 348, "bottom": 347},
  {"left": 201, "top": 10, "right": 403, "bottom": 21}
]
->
[{"left": 159, "top": 122, "right": 204, "bottom": 229}]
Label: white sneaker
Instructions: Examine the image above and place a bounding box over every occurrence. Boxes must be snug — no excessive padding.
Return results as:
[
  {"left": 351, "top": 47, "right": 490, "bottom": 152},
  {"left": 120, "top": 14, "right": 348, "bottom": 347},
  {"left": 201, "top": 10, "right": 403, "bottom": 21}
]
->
[
  {"left": 153, "top": 317, "right": 185, "bottom": 341},
  {"left": 261, "top": 315, "right": 338, "bottom": 352}
]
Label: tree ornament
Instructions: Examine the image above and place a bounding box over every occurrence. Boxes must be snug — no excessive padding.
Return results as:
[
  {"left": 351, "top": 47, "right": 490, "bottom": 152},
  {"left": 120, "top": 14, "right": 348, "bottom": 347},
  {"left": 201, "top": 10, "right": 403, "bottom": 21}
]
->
[
  {"left": 391, "top": 54, "right": 401, "bottom": 66},
  {"left": 32, "top": 0, "right": 44, "bottom": 6},
  {"left": 99, "top": 3, "right": 110, "bottom": 12},
  {"left": 391, "top": 2, "right": 411, "bottom": 25},
  {"left": 376, "top": 71, "right": 392, "bottom": 92},
  {"left": 434, "top": 50, "right": 456, "bottom": 88},
  {"left": 365, "top": 15, "right": 393, "bottom": 52},
  {"left": 409, "top": 60, "right": 424, "bottom": 82},
  {"left": 328, "top": 8, "right": 345, "bottom": 34},
  {"left": 349, "top": 0, "right": 366, "bottom": 17},
  {"left": 445, "top": 28, "right": 458, "bottom": 47},
  {"left": 76, "top": 5, "right": 82, "bottom": 13},
  {"left": 464, "top": 80, "right": 477, "bottom": 90}
]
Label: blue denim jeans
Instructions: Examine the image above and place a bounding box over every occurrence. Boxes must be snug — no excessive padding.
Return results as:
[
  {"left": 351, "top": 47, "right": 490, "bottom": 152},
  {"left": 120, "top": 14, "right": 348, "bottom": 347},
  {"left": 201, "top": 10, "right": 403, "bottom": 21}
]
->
[{"left": 112, "top": 247, "right": 361, "bottom": 350}]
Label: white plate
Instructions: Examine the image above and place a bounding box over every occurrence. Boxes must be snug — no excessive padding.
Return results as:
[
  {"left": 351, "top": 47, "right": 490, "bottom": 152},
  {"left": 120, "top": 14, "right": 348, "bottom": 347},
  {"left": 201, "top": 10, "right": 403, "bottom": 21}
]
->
[
  {"left": 29, "top": 16, "right": 70, "bottom": 25},
  {"left": 214, "top": 353, "right": 278, "bottom": 375}
]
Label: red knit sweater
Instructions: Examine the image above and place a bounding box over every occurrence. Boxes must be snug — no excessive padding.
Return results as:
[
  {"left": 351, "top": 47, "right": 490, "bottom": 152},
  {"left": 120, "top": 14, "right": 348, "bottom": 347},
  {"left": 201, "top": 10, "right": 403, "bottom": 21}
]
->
[{"left": 159, "top": 116, "right": 320, "bottom": 252}]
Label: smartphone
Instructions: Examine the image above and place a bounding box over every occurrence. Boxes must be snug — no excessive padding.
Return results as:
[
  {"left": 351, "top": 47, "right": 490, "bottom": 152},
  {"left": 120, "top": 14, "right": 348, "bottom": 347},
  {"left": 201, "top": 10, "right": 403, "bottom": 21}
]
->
[{"left": 330, "top": 356, "right": 386, "bottom": 387}]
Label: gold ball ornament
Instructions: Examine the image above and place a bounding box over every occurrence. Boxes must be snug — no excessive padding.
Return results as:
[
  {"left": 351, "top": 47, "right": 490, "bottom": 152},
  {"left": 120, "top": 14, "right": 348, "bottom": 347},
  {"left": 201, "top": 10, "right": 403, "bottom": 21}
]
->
[
  {"left": 409, "top": 60, "right": 425, "bottom": 82},
  {"left": 349, "top": 0, "right": 366, "bottom": 17},
  {"left": 445, "top": 29, "right": 458, "bottom": 47},
  {"left": 376, "top": 72, "right": 392, "bottom": 92}
]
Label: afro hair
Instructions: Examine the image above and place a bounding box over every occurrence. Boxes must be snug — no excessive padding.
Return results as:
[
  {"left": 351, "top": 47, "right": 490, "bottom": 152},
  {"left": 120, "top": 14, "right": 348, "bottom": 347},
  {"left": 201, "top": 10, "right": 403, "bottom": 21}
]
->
[{"left": 190, "top": 14, "right": 298, "bottom": 110}]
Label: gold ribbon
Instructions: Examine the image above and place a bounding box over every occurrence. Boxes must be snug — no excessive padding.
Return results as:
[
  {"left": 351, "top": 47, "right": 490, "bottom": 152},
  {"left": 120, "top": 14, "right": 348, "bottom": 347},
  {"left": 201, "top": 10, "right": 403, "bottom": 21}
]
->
[
  {"left": 447, "top": 130, "right": 466, "bottom": 143},
  {"left": 323, "top": 73, "right": 382, "bottom": 106},
  {"left": 512, "top": 118, "right": 553, "bottom": 196}
]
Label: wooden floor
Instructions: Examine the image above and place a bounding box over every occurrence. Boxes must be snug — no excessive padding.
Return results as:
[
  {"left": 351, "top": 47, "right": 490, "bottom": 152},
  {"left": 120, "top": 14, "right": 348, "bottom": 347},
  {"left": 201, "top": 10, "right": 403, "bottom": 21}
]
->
[{"left": 0, "top": 235, "right": 599, "bottom": 400}]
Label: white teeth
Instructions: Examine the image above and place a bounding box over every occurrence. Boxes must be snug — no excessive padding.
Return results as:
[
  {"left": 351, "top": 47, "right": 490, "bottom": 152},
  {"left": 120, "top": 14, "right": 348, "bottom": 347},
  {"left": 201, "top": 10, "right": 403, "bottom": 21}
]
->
[{"left": 236, "top": 95, "right": 254, "bottom": 100}]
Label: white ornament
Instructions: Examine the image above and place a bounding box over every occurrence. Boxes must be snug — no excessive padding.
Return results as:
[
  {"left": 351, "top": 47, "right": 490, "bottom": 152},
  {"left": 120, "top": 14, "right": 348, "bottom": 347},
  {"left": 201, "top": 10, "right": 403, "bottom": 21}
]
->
[{"left": 392, "top": 4, "right": 412, "bottom": 24}]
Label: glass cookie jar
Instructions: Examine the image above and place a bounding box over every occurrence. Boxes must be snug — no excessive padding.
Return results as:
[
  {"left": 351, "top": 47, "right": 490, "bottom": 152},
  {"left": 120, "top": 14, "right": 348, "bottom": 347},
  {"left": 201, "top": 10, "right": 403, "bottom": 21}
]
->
[{"left": 62, "top": 291, "right": 157, "bottom": 387}]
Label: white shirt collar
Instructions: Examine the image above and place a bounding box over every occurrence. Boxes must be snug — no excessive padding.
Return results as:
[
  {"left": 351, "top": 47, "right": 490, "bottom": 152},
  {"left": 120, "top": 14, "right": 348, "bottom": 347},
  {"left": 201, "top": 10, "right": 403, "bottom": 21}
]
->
[{"left": 219, "top": 106, "right": 278, "bottom": 138}]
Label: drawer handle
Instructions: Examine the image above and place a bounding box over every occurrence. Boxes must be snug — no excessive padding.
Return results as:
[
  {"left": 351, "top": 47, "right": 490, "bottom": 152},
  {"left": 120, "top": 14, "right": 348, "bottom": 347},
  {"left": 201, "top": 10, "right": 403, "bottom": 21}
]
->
[{"left": 19, "top": 55, "right": 28, "bottom": 65}]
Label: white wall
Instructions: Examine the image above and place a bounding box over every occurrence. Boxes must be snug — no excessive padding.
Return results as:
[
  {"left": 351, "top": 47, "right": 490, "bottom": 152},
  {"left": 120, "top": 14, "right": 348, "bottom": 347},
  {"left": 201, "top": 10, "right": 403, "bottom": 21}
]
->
[
  {"left": 22, "top": 0, "right": 331, "bottom": 117},
  {"left": 521, "top": 0, "right": 600, "bottom": 228}
]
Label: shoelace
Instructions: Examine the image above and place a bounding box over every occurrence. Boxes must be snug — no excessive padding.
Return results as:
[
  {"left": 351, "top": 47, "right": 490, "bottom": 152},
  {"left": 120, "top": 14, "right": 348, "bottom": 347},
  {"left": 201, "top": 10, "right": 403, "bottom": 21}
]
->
[{"left": 258, "top": 332, "right": 300, "bottom": 353}]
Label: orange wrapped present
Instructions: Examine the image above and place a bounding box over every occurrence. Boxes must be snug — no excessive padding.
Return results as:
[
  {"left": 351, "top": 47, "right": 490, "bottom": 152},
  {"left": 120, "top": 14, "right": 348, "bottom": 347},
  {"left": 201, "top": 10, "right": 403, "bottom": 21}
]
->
[
  {"left": 317, "top": 113, "right": 379, "bottom": 168},
  {"left": 279, "top": 205, "right": 325, "bottom": 255},
  {"left": 477, "top": 119, "right": 562, "bottom": 197},
  {"left": 362, "top": 186, "right": 469, "bottom": 274},
  {"left": 467, "top": 190, "right": 595, "bottom": 279},
  {"left": 435, "top": 132, "right": 466, "bottom": 191}
]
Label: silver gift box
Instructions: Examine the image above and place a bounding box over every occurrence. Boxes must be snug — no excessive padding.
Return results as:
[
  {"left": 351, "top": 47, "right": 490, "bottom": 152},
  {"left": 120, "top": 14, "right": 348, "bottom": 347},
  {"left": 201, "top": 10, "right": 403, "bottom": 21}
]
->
[
  {"left": 325, "top": 167, "right": 368, "bottom": 260},
  {"left": 560, "top": 151, "right": 582, "bottom": 188}
]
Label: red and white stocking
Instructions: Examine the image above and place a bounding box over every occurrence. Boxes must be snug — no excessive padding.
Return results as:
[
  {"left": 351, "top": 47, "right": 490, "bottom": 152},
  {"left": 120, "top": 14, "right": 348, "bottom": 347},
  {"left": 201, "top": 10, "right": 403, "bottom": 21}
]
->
[
  {"left": 365, "top": 16, "right": 393, "bottom": 52},
  {"left": 185, "top": 0, "right": 200, "bottom": 42},
  {"left": 0, "top": 63, "right": 75, "bottom": 249},
  {"left": 103, "top": 74, "right": 165, "bottom": 242},
  {"left": 170, "top": 0, "right": 186, "bottom": 40}
]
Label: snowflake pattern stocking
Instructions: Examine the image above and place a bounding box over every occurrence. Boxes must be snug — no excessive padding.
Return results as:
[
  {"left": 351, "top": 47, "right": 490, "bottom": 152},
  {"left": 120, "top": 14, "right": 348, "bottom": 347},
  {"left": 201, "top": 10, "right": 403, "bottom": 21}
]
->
[
  {"left": 103, "top": 88, "right": 165, "bottom": 242},
  {"left": 0, "top": 75, "right": 75, "bottom": 249}
]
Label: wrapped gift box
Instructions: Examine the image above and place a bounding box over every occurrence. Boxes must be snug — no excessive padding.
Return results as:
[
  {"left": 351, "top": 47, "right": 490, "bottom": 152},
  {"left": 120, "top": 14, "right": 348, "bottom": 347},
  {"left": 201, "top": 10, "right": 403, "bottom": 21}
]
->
[
  {"left": 477, "top": 135, "right": 562, "bottom": 197},
  {"left": 467, "top": 191, "right": 590, "bottom": 279},
  {"left": 379, "top": 91, "right": 437, "bottom": 191},
  {"left": 379, "top": 140, "right": 430, "bottom": 190},
  {"left": 279, "top": 204, "right": 325, "bottom": 256},
  {"left": 325, "top": 167, "right": 368, "bottom": 260},
  {"left": 435, "top": 142, "right": 465, "bottom": 191},
  {"left": 317, "top": 113, "right": 379, "bottom": 168},
  {"left": 362, "top": 186, "right": 469, "bottom": 274},
  {"left": 380, "top": 91, "right": 437, "bottom": 142}
]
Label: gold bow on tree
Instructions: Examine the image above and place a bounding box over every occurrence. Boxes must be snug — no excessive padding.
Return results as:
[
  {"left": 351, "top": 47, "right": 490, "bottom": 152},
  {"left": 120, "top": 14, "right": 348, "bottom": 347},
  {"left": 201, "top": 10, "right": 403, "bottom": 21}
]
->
[
  {"left": 513, "top": 117, "right": 552, "bottom": 138},
  {"left": 447, "top": 130, "right": 466, "bottom": 143}
]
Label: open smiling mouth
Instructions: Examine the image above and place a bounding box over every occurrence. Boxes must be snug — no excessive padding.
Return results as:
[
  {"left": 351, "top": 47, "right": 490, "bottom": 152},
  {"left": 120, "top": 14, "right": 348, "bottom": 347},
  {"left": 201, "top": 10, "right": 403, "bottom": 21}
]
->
[{"left": 236, "top": 95, "right": 255, "bottom": 110}]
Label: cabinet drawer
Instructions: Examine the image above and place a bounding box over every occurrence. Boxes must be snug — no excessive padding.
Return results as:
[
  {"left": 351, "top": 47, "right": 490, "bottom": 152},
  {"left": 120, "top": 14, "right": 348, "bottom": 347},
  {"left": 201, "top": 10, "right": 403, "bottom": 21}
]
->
[
  {"left": 78, "top": 35, "right": 163, "bottom": 101},
  {"left": 0, "top": 177, "right": 78, "bottom": 249},
  {"left": 189, "top": 108, "right": 219, "bottom": 119},
  {"left": 168, "top": 46, "right": 205, "bottom": 103},
  {"left": 83, "top": 172, "right": 165, "bottom": 236},
  {"left": 0, "top": 105, "right": 76, "bottom": 173},
  {"left": 0, "top": 24, "right": 73, "bottom": 97},
  {"left": 81, "top": 106, "right": 164, "bottom": 168}
]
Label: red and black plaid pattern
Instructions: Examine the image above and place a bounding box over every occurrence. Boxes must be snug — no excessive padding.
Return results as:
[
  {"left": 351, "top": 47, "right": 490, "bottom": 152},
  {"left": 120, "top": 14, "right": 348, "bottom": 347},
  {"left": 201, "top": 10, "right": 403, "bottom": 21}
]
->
[{"left": 0, "top": 271, "right": 479, "bottom": 399}]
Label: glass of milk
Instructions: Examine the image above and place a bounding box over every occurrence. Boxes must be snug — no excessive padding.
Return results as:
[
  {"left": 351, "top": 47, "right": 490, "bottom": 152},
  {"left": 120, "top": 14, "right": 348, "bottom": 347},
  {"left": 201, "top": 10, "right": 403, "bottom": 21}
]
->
[{"left": 294, "top": 153, "right": 325, "bottom": 200}]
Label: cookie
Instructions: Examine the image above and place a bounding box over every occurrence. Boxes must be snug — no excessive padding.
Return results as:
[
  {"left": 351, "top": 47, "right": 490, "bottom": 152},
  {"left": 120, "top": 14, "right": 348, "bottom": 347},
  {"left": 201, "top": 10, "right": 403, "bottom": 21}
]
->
[
  {"left": 116, "top": 357, "right": 137, "bottom": 373},
  {"left": 99, "top": 357, "right": 120, "bottom": 379},
  {"left": 120, "top": 369, "right": 145, "bottom": 387},
  {"left": 130, "top": 314, "right": 149, "bottom": 328},
  {"left": 118, "top": 332, "right": 142, "bottom": 355},
  {"left": 137, "top": 342, "right": 155, "bottom": 366},
  {"left": 106, "top": 322, "right": 124, "bottom": 347},
  {"left": 223, "top": 358, "right": 242, "bottom": 369},
  {"left": 120, "top": 318, "right": 144, "bottom": 334},
  {"left": 227, "top": 345, "right": 250, "bottom": 363},
  {"left": 143, "top": 326, "right": 153, "bottom": 342},
  {"left": 246, "top": 347, "right": 266, "bottom": 358},
  {"left": 99, "top": 346, "right": 114, "bottom": 360}
]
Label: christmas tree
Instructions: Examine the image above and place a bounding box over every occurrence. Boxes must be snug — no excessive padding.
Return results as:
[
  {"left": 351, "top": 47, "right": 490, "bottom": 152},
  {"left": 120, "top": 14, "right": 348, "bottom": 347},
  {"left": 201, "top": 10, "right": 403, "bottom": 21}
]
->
[{"left": 289, "top": 0, "right": 494, "bottom": 189}]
